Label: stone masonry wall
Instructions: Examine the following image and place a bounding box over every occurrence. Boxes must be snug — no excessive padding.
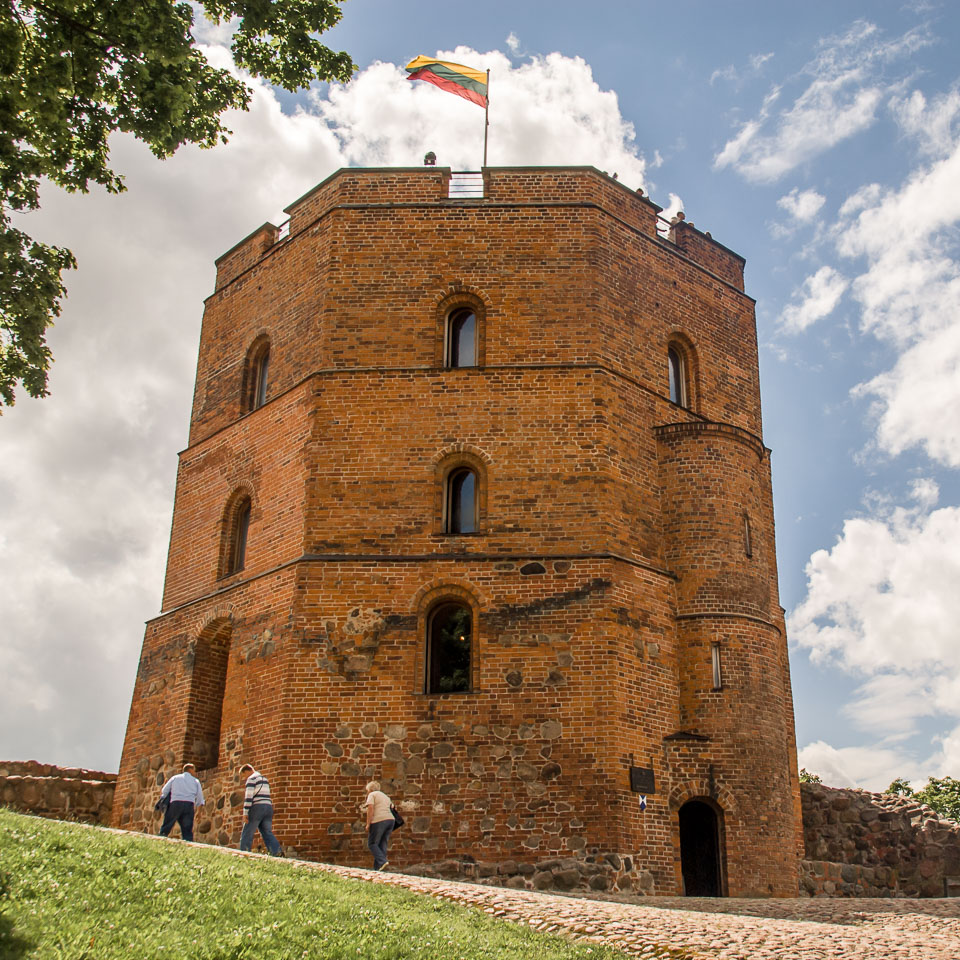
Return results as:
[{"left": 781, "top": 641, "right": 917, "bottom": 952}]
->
[
  {"left": 0, "top": 760, "right": 115, "bottom": 824},
  {"left": 800, "top": 782, "right": 960, "bottom": 897}
]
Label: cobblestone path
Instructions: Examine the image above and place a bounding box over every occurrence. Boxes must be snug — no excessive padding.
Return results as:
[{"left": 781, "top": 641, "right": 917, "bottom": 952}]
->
[{"left": 307, "top": 861, "right": 960, "bottom": 960}]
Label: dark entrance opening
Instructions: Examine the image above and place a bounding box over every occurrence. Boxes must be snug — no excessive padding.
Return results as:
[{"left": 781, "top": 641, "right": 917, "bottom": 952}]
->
[{"left": 678, "top": 799, "right": 724, "bottom": 896}]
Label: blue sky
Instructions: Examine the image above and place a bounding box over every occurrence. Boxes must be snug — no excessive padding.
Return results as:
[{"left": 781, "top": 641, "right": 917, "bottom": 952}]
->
[{"left": 2, "top": 0, "right": 960, "bottom": 789}]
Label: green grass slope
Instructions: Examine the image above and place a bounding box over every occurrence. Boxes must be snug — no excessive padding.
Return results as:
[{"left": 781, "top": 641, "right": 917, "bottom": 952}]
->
[{"left": 0, "top": 809, "right": 634, "bottom": 959}]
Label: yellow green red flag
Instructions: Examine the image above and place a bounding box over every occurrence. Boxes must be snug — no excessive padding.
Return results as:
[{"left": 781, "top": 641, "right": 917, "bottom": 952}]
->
[{"left": 405, "top": 56, "right": 488, "bottom": 108}]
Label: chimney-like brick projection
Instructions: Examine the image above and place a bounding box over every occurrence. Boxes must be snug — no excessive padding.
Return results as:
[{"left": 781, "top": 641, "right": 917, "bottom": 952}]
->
[{"left": 113, "top": 166, "right": 802, "bottom": 897}]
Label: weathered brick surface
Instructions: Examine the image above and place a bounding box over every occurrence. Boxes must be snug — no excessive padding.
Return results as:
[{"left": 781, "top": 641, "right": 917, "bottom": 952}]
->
[{"left": 115, "top": 166, "right": 802, "bottom": 896}]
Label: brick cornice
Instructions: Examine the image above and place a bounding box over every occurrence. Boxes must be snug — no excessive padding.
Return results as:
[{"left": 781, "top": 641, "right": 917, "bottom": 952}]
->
[
  {"left": 181, "top": 363, "right": 724, "bottom": 455},
  {"left": 675, "top": 610, "right": 782, "bottom": 636},
  {"left": 654, "top": 420, "right": 768, "bottom": 460},
  {"left": 149, "top": 550, "right": 678, "bottom": 624}
]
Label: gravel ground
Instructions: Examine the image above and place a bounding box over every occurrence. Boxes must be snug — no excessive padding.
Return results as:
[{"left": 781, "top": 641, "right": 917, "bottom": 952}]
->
[{"left": 308, "top": 861, "right": 960, "bottom": 960}]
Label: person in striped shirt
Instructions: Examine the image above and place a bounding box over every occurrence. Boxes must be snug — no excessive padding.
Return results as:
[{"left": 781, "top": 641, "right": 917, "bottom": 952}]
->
[{"left": 238, "top": 763, "right": 282, "bottom": 856}]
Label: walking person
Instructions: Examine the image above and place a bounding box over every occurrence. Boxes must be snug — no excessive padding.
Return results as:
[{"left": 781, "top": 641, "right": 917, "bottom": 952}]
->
[
  {"left": 238, "top": 763, "right": 283, "bottom": 856},
  {"left": 365, "top": 780, "right": 394, "bottom": 871},
  {"left": 158, "top": 763, "right": 205, "bottom": 841}
]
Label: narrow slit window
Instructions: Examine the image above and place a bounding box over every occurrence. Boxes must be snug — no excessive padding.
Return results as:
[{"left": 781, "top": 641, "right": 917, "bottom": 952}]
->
[
  {"left": 230, "top": 500, "right": 250, "bottom": 574},
  {"left": 446, "top": 468, "right": 477, "bottom": 533},
  {"left": 668, "top": 346, "right": 687, "bottom": 407},
  {"left": 447, "top": 309, "right": 476, "bottom": 368},
  {"left": 426, "top": 602, "right": 472, "bottom": 694},
  {"left": 711, "top": 643, "right": 723, "bottom": 691},
  {"left": 743, "top": 513, "right": 753, "bottom": 558},
  {"left": 253, "top": 348, "right": 269, "bottom": 409}
]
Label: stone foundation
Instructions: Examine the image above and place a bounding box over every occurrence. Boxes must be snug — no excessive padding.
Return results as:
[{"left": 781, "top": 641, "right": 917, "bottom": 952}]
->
[
  {"left": 404, "top": 853, "right": 656, "bottom": 894},
  {"left": 6, "top": 765, "right": 960, "bottom": 900},
  {"left": 799, "top": 859, "right": 899, "bottom": 897},
  {"left": 801, "top": 783, "right": 960, "bottom": 897},
  {"left": 0, "top": 760, "right": 116, "bottom": 824}
]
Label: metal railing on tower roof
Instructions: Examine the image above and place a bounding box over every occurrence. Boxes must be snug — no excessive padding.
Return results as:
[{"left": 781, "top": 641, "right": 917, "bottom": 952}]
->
[{"left": 447, "top": 171, "right": 485, "bottom": 199}]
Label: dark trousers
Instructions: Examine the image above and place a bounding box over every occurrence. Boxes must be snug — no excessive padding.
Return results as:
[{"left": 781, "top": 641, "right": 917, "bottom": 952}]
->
[
  {"left": 160, "top": 800, "right": 196, "bottom": 842},
  {"left": 240, "top": 803, "right": 282, "bottom": 856},
  {"left": 367, "top": 819, "right": 394, "bottom": 869}
]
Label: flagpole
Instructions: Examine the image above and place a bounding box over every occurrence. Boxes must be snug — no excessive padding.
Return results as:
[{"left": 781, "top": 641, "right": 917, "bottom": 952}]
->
[{"left": 483, "top": 69, "right": 490, "bottom": 167}]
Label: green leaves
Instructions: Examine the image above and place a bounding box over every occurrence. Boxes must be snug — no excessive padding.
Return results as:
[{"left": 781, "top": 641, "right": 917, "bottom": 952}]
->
[
  {"left": 0, "top": 219, "right": 76, "bottom": 405},
  {"left": 886, "top": 776, "right": 913, "bottom": 796},
  {"left": 913, "top": 776, "right": 960, "bottom": 821},
  {"left": 0, "top": 0, "right": 355, "bottom": 407},
  {"left": 885, "top": 774, "right": 960, "bottom": 820}
]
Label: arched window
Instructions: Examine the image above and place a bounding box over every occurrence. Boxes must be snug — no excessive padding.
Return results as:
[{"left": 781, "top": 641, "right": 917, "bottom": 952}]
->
[
  {"left": 446, "top": 309, "right": 476, "bottom": 368},
  {"left": 219, "top": 493, "right": 252, "bottom": 578},
  {"left": 668, "top": 346, "right": 688, "bottom": 407},
  {"left": 445, "top": 468, "right": 477, "bottom": 533},
  {"left": 426, "top": 602, "right": 472, "bottom": 694},
  {"left": 742, "top": 513, "right": 753, "bottom": 558},
  {"left": 242, "top": 337, "right": 270, "bottom": 412}
]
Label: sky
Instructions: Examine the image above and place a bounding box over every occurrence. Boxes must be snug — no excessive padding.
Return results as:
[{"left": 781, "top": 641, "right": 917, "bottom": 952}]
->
[{"left": 2, "top": 0, "right": 960, "bottom": 792}]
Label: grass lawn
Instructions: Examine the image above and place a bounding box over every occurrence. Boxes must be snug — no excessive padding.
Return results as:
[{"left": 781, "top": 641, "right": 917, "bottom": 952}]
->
[{"left": 0, "top": 809, "right": 640, "bottom": 959}]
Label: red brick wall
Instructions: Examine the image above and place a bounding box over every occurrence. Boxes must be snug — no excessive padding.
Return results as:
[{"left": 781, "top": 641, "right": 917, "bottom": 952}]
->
[{"left": 115, "top": 166, "right": 801, "bottom": 896}]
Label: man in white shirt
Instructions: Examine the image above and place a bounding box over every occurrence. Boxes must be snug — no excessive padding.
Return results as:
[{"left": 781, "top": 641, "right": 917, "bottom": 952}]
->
[
  {"left": 158, "top": 763, "right": 205, "bottom": 842},
  {"left": 364, "top": 780, "right": 395, "bottom": 871}
]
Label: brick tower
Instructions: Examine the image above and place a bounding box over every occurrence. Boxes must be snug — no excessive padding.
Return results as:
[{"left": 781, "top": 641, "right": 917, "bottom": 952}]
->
[{"left": 114, "top": 166, "right": 802, "bottom": 897}]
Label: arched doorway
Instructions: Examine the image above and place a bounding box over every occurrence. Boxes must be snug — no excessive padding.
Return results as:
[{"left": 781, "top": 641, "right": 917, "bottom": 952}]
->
[{"left": 678, "top": 799, "right": 724, "bottom": 896}]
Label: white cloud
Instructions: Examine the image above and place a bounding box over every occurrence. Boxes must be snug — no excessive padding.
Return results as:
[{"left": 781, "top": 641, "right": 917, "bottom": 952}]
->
[
  {"left": 798, "top": 740, "right": 918, "bottom": 791},
  {"left": 506, "top": 32, "right": 520, "bottom": 55},
  {"left": 778, "top": 187, "right": 826, "bottom": 222},
  {"left": 311, "top": 49, "right": 647, "bottom": 183},
  {"left": 0, "top": 46, "right": 652, "bottom": 771},
  {"left": 780, "top": 265, "right": 848, "bottom": 331},
  {"left": 709, "top": 51, "right": 774, "bottom": 87},
  {"left": 709, "top": 65, "right": 737, "bottom": 86},
  {"left": 787, "top": 55, "right": 960, "bottom": 791},
  {"left": 910, "top": 477, "right": 939, "bottom": 508},
  {"left": 790, "top": 502, "right": 960, "bottom": 673},
  {"left": 716, "top": 73, "right": 882, "bottom": 182},
  {"left": 832, "top": 111, "right": 960, "bottom": 465},
  {"left": 714, "top": 21, "right": 932, "bottom": 182},
  {"left": 189, "top": 3, "right": 240, "bottom": 47},
  {"left": 891, "top": 88, "right": 960, "bottom": 157},
  {"left": 789, "top": 499, "right": 960, "bottom": 787}
]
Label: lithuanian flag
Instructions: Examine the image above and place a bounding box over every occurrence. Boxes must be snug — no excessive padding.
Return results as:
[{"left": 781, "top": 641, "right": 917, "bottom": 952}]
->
[{"left": 405, "top": 56, "right": 488, "bottom": 108}]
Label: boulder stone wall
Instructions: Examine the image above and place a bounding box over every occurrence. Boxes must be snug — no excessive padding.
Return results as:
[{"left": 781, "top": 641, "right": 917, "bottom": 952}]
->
[
  {"left": 5, "top": 760, "right": 960, "bottom": 900},
  {"left": 801, "top": 782, "right": 960, "bottom": 898},
  {"left": 404, "top": 852, "right": 656, "bottom": 895},
  {"left": 0, "top": 760, "right": 116, "bottom": 825}
]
